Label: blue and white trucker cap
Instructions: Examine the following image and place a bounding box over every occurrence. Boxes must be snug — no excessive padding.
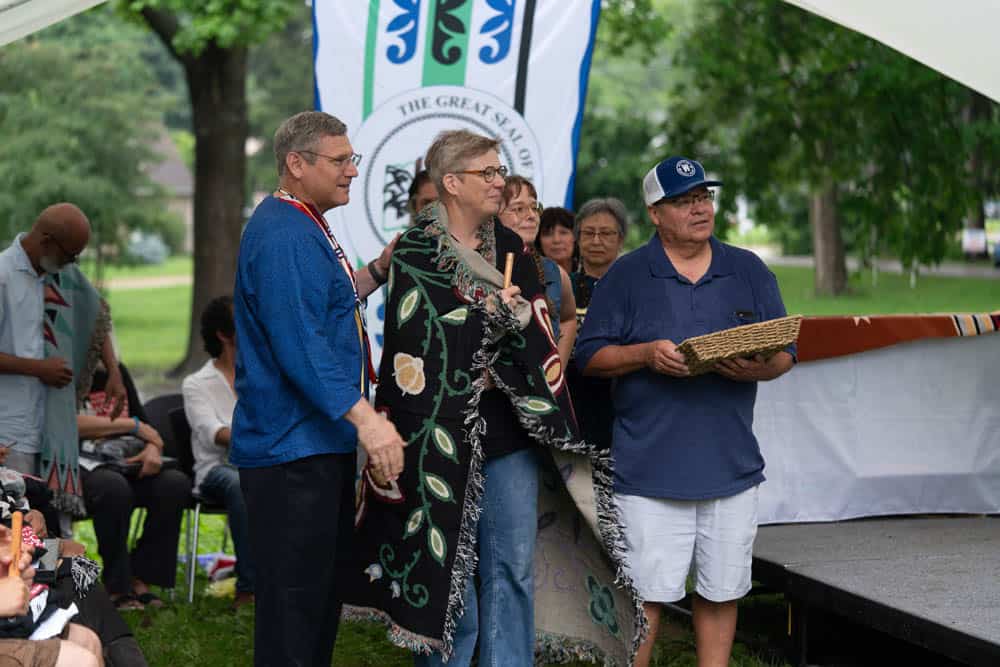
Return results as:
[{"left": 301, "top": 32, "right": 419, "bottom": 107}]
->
[{"left": 642, "top": 157, "right": 722, "bottom": 206}]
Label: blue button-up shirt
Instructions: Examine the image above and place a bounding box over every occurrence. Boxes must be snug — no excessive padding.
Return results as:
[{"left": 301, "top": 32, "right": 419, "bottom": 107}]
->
[
  {"left": 231, "top": 196, "right": 366, "bottom": 468},
  {"left": 575, "top": 235, "right": 794, "bottom": 500},
  {"left": 0, "top": 235, "right": 46, "bottom": 453}
]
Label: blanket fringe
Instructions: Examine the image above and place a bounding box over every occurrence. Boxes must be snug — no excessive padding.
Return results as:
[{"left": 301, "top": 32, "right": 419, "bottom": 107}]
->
[
  {"left": 342, "top": 605, "right": 442, "bottom": 655},
  {"left": 480, "top": 318, "right": 649, "bottom": 664},
  {"left": 534, "top": 630, "right": 625, "bottom": 667}
]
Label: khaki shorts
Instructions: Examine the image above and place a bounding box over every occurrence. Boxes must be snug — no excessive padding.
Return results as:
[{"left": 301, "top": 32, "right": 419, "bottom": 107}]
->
[
  {"left": 0, "top": 638, "right": 61, "bottom": 667},
  {"left": 617, "top": 485, "right": 759, "bottom": 603}
]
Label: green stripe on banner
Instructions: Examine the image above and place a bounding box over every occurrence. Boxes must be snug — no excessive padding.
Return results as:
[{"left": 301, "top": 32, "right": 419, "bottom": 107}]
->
[
  {"left": 363, "top": 0, "right": 380, "bottom": 119},
  {"left": 422, "top": 0, "right": 473, "bottom": 86}
]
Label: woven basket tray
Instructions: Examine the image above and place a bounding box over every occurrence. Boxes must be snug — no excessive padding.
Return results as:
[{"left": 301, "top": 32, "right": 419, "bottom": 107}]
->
[{"left": 676, "top": 315, "right": 802, "bottom": 376}]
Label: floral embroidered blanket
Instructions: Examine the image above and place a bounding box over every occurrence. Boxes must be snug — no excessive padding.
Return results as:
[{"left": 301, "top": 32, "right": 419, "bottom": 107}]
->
[{"left": 343, "top": 207, "right": 644, "bottom": 665}]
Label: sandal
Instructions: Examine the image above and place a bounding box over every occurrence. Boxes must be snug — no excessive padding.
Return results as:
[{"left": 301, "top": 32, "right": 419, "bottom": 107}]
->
[
  {"left": 134, "top": 591, "right": 164, "bottom": 609},
  {"left": 111, "top": 593, "right": 144, "bottom": 611}
]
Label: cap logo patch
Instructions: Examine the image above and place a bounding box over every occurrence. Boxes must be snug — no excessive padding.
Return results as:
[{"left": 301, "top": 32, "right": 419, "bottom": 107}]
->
[{"left": 676, "top": 160, "right": 697, "bottom": 177}]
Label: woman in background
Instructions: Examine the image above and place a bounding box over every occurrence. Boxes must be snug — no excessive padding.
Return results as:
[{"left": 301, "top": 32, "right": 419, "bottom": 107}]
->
[
  {"left": 536, "top": 206, "right": 577, "bottom": 275},
  {"left": 498, "top": 177, "right": 577, "bottom": 366},
  {"left": 565, "top": 198, "right": 628, "bottom": 451}
]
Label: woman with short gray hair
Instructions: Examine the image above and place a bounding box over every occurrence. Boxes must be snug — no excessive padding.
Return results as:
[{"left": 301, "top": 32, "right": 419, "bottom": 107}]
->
[{"left": 565, "top": 197, "right": 628, "bottom": 453}]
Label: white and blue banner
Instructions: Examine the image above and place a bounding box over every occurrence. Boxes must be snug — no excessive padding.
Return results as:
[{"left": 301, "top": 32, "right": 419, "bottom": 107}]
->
[{"left": 314, "top": 0, "right": 601, "bottom": 364}]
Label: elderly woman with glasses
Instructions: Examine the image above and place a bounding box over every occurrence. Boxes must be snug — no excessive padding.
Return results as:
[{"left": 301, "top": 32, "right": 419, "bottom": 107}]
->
[
  {"left": 563, "top": 198, "right": 629, "bottom": 452},
  {"left": 497, "top": 176, "right": 577, "bottom": 367}
]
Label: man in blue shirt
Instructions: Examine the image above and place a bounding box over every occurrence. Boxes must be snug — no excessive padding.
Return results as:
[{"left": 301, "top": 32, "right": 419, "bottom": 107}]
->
[
  {"left": 575, "top": 157, "right": 794, "bottom": 667},
  {"left": 233, "top": 111, "right": 406, "bottom": 666}
]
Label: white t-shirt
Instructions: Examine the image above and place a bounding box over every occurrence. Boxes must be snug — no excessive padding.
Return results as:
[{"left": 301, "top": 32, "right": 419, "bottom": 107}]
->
[{"left": 181, "top": 359, "right": 236, "bottom": 491}]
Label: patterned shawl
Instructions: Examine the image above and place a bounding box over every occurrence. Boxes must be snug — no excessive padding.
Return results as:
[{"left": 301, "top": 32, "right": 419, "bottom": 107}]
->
[
  {"left": 343, "top": 204, "right": 645, "bottom": 665},
  {"left": 41, "top": 264, "right": 108, "bottom": 516}
]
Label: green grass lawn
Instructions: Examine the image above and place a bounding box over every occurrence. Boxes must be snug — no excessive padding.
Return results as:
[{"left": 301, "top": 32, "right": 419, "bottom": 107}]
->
[
  {"left": 105, "top": 286, "right": 191, "bottom": 373},
  {"left": 81, "top": 256, "right": 193, "bottom": 283},
  {"left": 773, "top": 266, "right": 998, "bottom": 316},
  {"left": 72, "top": 514, "right": 787, "bottom": 666}
]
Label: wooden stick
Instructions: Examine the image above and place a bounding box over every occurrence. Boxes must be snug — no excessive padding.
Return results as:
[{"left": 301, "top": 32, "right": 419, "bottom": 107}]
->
[
  {"left": 8, "top": 511, "right": 22, "bottom": 578},
  {"left": 502, "top": 252, "right": 514, "bottom": 288}
]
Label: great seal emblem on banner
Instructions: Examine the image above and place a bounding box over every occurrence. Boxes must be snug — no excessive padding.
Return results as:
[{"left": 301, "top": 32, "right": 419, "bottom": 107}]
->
[{"left": 340, "top": 85, "right": 543, "bottom": 248}]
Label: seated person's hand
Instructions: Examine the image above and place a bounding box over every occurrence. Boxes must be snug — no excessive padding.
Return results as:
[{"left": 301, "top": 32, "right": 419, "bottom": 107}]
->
[
  {"left": 136, "top": 422, "right": 164, "bottom": 449},
  {"left": 125, "top": 442, "right": 163, "bottom": 478},
  {"left": 103, "top": 367, "right": 128, "bottom": 421},
  {"left": 0, "top": 526, "right": 36, "bottom": 587},
  {"left": 0, "top": 574, "right": 30, "bottom": 617},
  {"left": 24, "top": 510, "right": 46, "bottom": 539},
  {"left": 58, "top": 540, "right": 86, "bottom": 557}
]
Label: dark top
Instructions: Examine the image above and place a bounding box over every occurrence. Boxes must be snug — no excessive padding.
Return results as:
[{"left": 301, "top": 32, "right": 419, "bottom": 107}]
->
[
  {"left": 566, "top": 272, "right": 615, "bottom": 450},
  {"left": 480, "top": 223, "right": 535, "bottom": 459},
  {"left": 575, "top": 235, "right": 794, "bottom": 500}
]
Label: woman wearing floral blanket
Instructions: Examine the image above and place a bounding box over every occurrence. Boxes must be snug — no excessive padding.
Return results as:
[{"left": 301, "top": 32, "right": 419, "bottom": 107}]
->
[{"left": 344, "top": 130, "right": 644, "bottom": 666}]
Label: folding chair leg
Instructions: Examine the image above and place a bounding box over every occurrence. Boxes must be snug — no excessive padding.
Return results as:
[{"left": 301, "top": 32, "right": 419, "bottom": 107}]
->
[
  {"left": 183, "top": 509, "right": 194, "bottom": 602},
  {"left": 220, "top": 518, "right": 230, "bottom": 554},
  {"left": 187, "top": 503, "right": 201, "bottom": 604}
]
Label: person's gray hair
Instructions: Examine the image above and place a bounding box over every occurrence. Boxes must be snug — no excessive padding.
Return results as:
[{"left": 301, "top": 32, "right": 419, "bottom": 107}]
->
[
  {"left": 425, "top": 129, "right": 501, "bottom": 193},
  {"left": 274, "top": 111, "right": 348, "bottom": 177},
  {"left": 575, "top": 197, "right": 629, "bottom": 239}
]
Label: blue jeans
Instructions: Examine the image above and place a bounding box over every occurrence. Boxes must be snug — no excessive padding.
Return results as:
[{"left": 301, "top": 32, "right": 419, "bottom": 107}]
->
[
  {"left": 200, "top": 464, "right": 255, "bottom": 593},
  {"left": 415, "top": 447, "right": 539, "bottom": 667}
]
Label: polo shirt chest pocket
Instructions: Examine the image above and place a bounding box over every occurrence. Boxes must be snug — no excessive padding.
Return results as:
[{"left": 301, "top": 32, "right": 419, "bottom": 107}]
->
[{"left": 711, "top": 280, "right": 759, "bottom": 328}]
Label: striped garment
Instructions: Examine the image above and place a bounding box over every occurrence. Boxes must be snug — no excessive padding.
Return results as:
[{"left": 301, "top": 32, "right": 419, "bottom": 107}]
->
[{"left": 796, "top": 312, "right": 1000, "bottom": 363}]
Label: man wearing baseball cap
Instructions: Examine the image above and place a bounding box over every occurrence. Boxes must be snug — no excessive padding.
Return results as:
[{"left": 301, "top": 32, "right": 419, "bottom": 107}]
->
[{"left": 575, "top": 157, "right": 795, "bottom": 666}]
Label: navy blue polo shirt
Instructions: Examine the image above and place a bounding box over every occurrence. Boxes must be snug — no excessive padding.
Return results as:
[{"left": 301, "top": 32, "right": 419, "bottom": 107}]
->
[{"left": 575, "top": 235, "right": 794, "bottom": 500}]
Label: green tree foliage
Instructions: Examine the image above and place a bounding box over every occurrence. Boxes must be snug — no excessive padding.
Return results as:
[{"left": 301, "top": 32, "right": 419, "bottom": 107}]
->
[
  {"left": 121, "top": 0, "right": 300, "bottom": 373},
  {"left": 246, "top": 3, "right": 314, "bottom": 198},
  {"left": 663, "top": 0, "right": 1000, "bottom": 290},
  {"left": 573, "top": 0, "right": 684, "bottom": 238},
  {"left": 0, "top": 14, "right": 173, "bottom": 262}
]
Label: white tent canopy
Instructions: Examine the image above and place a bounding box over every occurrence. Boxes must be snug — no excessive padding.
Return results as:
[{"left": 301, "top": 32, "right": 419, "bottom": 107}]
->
[
  {"left": 2, "top": 1, "right": 997, "bottom": 104},
  {"left": 784, "top": 0, "right": 1000, "bottom": 103},
  {"left": 0, "top": 0, "right": 106, "bottom": 48}
]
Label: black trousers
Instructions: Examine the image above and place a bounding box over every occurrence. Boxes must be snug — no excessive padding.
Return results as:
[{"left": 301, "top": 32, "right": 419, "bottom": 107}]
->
[
  {"left": 81, "top": 467, "right": 191, "bottom": 595},
  {"left": 240, "top": 452, "right": 357, "bottom": 667}
]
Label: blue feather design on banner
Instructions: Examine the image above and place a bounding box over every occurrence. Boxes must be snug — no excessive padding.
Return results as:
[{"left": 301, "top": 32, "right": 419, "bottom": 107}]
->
[
  {"left": 386, "top": 0, "right": 421, "bottom": 64},
  {"left": 479, "top": 0, "right": 515, "bottom": 64}
]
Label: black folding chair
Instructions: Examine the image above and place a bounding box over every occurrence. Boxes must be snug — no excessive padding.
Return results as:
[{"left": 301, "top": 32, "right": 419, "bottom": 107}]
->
[{"left": 168, "top": 406, "right": 230, "bottom": 603}]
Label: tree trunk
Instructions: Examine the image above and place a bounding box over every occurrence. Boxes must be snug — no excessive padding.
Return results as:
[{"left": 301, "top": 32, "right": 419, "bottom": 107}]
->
[
  {"left": 169, "top": 46, "right": 248, "bottom": 376},
  {"left": 810, "top": 184, "right": 847, "bottom": 296},
  {"left": 963, "top": 90, "right": 990, "bottom": 233}
]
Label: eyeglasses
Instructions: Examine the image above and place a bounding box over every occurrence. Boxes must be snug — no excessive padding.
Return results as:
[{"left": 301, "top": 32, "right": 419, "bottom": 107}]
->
[
  {"left": 504, "top": 202, "right": 543, "bottom": 218},
  {"left": 44, "top": 233, "right": 80, "bottom": 263},
  {"left": 453, "top": 165, "right": 508, "bottom": 182},
  {"left": 664, "top": 190, "right": 715, "bottom": 209},
  {"left": 579, "top": 230, "right": 620, "bottom": 242},
  {"left": 299, "top": 150, "right": 363, "bottom": 168}
]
